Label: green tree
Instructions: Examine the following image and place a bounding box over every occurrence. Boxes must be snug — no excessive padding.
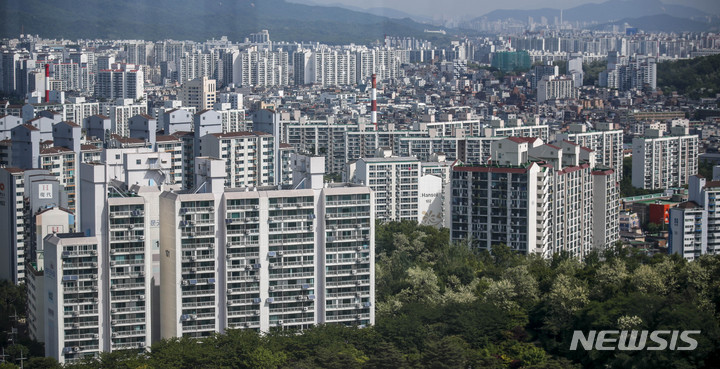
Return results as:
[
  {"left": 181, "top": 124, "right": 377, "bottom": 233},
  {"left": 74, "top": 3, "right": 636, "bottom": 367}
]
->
[
  {"left": 25, "top": 357, "right": 62, "bottom": 369},
  {"left": 421, "top": 336, "right": 469, "bottom": 369}
]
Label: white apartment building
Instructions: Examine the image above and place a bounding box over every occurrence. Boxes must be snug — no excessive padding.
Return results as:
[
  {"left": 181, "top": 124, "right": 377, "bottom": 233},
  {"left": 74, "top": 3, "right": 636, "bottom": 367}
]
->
[
  {"left": 100, "top": 99, "right": 148, "bottom": 137},
  {"left": 669, "top": 202, "right": 707, "bottom": 260},
  {"left": 537, "top": 75, "right": 578, "bottom": 103},
  {"left": 44, "top": 234, "right": 103, "bottom": 364},
  {"left": 159, "top": 156, "right": 374, "bottom": 337},
  {"left": 235, "top": 50, "right": 289, "bottom": 87},
  {"left": 451, "top": 137, "right": 611, "bottom": 259},
  {"left": 95, "top": 64, "right": 144, "bottom": 101},
  {"left": 669, "top": 176, "right": 720, "bottom": 260},
  {"left": 592, "top": 167, "right": 620, "bottom": 251},
  {"left": 557, "top": 123, "right": 624, "bottom": 180},
  {"left": 348, "top": 148, "right": 419, "bottom": 222},
  {"left": 200, "top": 131, "right": 275, "bottom": 188},
  {"left": 631, "top": 129, "right": 699, "bottom": 189},
  {"left": 179, "top": 77, "right": 217, "bottom": 112}
]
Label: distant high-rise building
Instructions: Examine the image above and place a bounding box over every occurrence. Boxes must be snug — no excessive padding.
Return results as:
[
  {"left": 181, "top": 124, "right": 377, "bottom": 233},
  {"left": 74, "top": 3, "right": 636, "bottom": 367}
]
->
[
  {"left": 179, "top": 77, "right": 217, "bottom": 112},
  {"left": 95, "top": 64, "right": 144, "bottom": 101}
]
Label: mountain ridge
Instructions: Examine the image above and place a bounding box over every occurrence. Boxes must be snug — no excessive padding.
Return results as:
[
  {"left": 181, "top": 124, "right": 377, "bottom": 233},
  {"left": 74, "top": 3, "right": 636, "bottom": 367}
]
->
[
  {"left": 476, "top": 0, "right": 707, "bottom": 24},
  {"left": 0, "top": 0, "right": 448, "bottom": 44}
]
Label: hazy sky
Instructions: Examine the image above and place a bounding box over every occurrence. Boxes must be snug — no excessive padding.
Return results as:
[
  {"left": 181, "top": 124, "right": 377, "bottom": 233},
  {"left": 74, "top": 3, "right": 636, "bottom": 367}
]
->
[{"left": 291, "top": 0, "right": 719, "bottom": 18}]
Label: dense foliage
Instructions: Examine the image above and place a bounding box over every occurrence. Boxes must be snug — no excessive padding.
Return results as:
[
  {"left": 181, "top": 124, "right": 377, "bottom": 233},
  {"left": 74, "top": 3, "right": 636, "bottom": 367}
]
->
[
  {"left": 582, "top": 60, "right": 607, "bottom": 86},
  {"left": 658, "top": 54, "right": 720, "bottom": 99},
  {"left": 5, "top": 222, "right": 720, "bottom": 368}
]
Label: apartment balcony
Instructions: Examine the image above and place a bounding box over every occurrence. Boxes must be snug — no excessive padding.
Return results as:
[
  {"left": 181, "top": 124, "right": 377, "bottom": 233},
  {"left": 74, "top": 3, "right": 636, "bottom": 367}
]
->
[
  {"left": 181, "top": 242, "right": 215, "bottom": 250},
  {"left": 325, "top": 212, "right": 370, "bottom": 220},
  {"left": 326, "top": 199, "right": 369, "bottom": 207},
  {"left": 64, "top": 333, "right": 99, "bottom": 341},
  {"left": 326, "top": 313, "right": 371, "bottom": 322},
  {"left": 182, "top": 230, "right": 215, "bottom": 238},
  {"left": 227, "top": 310, "right": 260, "bottom": 318},
  {"left": 181, "top": 324, "right": 216, "bottom": 332},
  {"left": 182, "top": 300, "right": 215, "bottom": 308},
  {"left": 111, "top": 329, "right": 146, "bottom": 338},
  {"left": 183, "top": 253, "right": 215, "bottom": 262},
  {"left": 226, "top": 286, "right": 260, "bottom": 294},
  {"left": 110, "top": 317, "right": 146, "bottom": 326},
  {"left": 270, "top": 316, "right": 316, "bottom": 327},
  {"left": 271, "top": 248, "right": 314, "bottom": 256},
  {"left": 269, "top": 305, "right": 314, "bottom": 314},
  {"left": 179, "top": 206, "right": 215, "bottom": 214},
  {"left": 268, "top": 260, "right": 315, "bottom": 268},
  {"left": 326, "top": 257, "right": 370, "bottom": 266},
  {"left": 326, "top": 279, "right": 370, "bottom": 288},
  {"left": 226, "top": 228, "right": 259, "bottom": 236},
  {"left": 228, "top": 274, "right": 260, "bottom": 282},
  {"left": 63, "top": 320, "right": 99, "bottom": 329},
  {"left": 268, "top": 283, "right": 312, "bottom": 292},
  {"left": 326, "top": 268, "right": 370, "bottom": 277},
  {"left": 181, "top": 265, "right": 215, "bottom": 274},
  {"left": 326, "top": 291, "right": 366, "bottom": 299},
  {"left": 111, "top": 306, "right": 146, "bottom": 314},
  {"left": 110, "top": 247, "right": 145, "bottom": 255},
  {"left": 110, "top": 234, "right": 145, "bottom": 242},
  {"left": 268, "top": 237, "right": 314, "bottom": 246},
  {"left": 326, "top": 302, "right": 371, "bottom": 311},
  {"left": 112, "top": 342, "right": 146, "bottom": 350},
  {"left": 110, "top": 222, "right": 144, "bottom": 230},
  {"left": 182, "top": 288, "right": 216, "bottom": 297},
  {"left": 61, "top": 261, "right": 98, "bottom": 269},
  {"left": 110, "top": 282, "right": 145, "bottom": 291},
  {"left": 225, "top": 252, "right": 260, "bottom": 261},
  {"left": 268, "top": 271, "right": 315, "bottom": 280},
  {"left": 111, "top": 294, "right": 146, "bottom": 303},
  {"left": 109, "top": 259, "right": 145, "bottom": 267},
  {"left": 109, "top": 210, "right": 144, "bottom": 218}
]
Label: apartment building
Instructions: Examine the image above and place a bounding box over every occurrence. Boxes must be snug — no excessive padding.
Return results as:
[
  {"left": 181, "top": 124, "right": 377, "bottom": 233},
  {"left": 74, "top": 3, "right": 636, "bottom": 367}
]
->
[
  {"left": 159, "top": 156, "right": 374, "bottom": 337},
  {"left": 348, "top": 148, "right": 419, "bottom": 222},
  {"left": 44, "top": 234, "right": 103, "bottom": 364},
  {"left": 451, "top": 137, "right": 613, "bottom": 259},
  {"left": 557, "top": 122, "right": 624, "bottom": 180},
  {"left": 200, "top": 131, "right": 275, "bottom": 188},
  {"left": 669, "top": 176, "right": 720, "bottom": 260},
  {"left": 632, "top": 128, "right": 699, "bottom": 190}
]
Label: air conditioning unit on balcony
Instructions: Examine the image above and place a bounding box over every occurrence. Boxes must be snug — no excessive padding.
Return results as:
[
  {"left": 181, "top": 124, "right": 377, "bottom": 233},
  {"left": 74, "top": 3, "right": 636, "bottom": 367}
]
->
[
  {"left": 277, "top": 320, "right": 283, "bottom": 325},
  {"left": 269, "top": 286, "right": 275, "bottom": 291},
  {"left": 254, "top": 310, "right": 260, "bottom": 315},
  {"left": 277, "top": 251, "right": 284, "bottom": 256},
  {"left": 302, "top": 307, "right": 309, "bottom": 312},
  {"left": 111, "top": 320, "right": 117, "bottom": 325}
]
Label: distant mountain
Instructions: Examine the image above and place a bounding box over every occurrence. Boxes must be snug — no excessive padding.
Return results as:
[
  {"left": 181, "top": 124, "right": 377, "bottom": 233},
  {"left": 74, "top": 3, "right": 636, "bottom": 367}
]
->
[
  {"left": 593, "top": 14, "right": 718, "bottom": 33},
  {"left": 290, "top": 0, "right": 434, "bottom": 24},
  {"left": 0, "top": 0, "right": 447, "bottom": 44},
  {"left": 477, "top": 0, "right": 706, "bottom": 24}
]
